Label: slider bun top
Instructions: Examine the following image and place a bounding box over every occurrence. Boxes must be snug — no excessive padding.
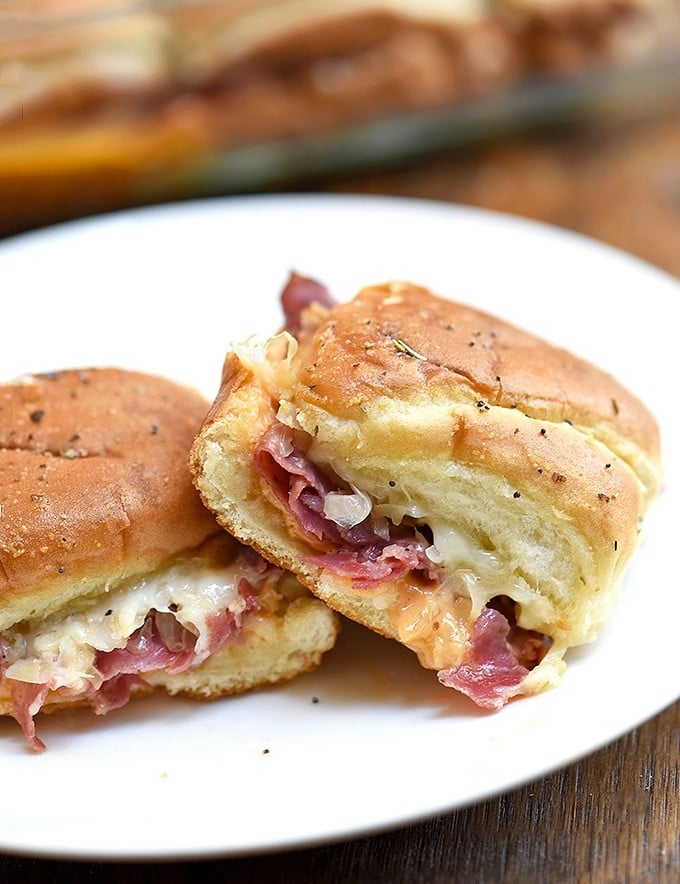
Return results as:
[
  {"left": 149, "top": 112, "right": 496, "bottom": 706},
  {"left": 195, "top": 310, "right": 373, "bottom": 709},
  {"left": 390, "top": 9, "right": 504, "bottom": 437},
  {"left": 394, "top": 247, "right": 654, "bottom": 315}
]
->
[
  {"left": 0, "top": 368, "right": 218, "bottom": 630},
  {"left": 291, "top": 281, "right": 660, "bottom": 505},
  {"left": 192, "top": 281, "right": 662, "bottom": 673}
]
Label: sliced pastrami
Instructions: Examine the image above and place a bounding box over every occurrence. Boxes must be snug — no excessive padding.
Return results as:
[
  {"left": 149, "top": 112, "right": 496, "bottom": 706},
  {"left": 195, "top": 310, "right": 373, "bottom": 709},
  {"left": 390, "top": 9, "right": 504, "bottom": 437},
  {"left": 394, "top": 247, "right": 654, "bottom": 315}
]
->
[
  {"left": 255, "top": 423, "right": 441, "bottom": 588},
  {"left": 3, "top": 579, "right": 261, "bottom": 750},
  {"left": 437, "top": 598, "right": 551, "bottom": 709},
  {"left": 255, "top": 422, "right": 342, "bottom": 543},
  {"left": 308, "top": 540, "right": 439, "bottom": 590},
  {"left": 95, "top": 614, "right": 196, "bottom": 681},
  {"left": 280, "top": 271, "right": 336, "bottom": 335},
  {"left": 88, "top": 673, "right": 148, "bottom": 717},
  {"left": 6, "top": 681, "right": 49, "bottom": 753}
]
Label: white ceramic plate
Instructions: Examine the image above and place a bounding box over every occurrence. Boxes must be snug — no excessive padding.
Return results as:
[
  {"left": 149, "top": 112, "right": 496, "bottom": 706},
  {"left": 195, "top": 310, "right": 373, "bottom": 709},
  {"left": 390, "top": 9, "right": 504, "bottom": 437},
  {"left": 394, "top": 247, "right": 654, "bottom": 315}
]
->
[{"left": 1, "top": 195, "right": 678, "bottom": 861}]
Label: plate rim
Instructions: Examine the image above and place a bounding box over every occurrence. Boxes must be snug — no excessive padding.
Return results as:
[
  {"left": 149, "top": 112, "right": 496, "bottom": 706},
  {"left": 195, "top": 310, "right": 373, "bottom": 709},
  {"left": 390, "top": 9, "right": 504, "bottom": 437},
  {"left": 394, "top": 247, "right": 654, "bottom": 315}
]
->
[{"left": 0, "top": 193, "right": 678, "bottom": 861}]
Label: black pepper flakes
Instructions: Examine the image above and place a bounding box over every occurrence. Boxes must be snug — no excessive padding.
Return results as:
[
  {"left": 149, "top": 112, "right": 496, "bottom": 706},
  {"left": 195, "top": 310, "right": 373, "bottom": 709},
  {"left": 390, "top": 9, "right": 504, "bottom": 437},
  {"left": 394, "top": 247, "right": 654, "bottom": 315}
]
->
[
  {"left": 598, "top": 492, "right": 611, "bottom": 502},
  {"left": 311, "top": 697, "right": 319, "bottom": 704},
  {"left": 539, "top": 428, "right": 547, "bottom": 436},
  {"left": 388, "top": 480, "right": 396, "bottom": 487},
  {"left": 58, "top": 566, "right": 65, "bottom": 574},
  {"left": 513, "top": 491, "right": 521, "bottom": 499},
  {"left": 552, "top": 472, "right": 566, "bottom": 483},
  {"left": 29, "top": 410, "right": 45, "bottom": 424},
  {"left": 150, "top": 425, "right": 158, "bottom": 435},
  {"left": 614, "top": 540, "right": 618, "bottom": 551},
  {"left": 262, "top": 748, "right": 270, "bottom": 755}
]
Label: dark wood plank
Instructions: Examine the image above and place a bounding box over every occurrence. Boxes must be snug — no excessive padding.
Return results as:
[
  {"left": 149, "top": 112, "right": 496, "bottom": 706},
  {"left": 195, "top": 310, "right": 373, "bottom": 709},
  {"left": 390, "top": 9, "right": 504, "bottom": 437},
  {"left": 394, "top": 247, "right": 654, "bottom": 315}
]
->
[{"left": 324, "top": 111, "right": 680, "bottom": 282}]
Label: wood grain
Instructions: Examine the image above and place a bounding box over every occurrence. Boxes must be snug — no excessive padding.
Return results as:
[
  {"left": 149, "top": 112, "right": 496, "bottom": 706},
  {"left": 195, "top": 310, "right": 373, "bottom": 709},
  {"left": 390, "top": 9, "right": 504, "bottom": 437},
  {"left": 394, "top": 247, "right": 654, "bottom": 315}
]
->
[{"left": 325, "top": 111, "right": 680, "bottom": 282}]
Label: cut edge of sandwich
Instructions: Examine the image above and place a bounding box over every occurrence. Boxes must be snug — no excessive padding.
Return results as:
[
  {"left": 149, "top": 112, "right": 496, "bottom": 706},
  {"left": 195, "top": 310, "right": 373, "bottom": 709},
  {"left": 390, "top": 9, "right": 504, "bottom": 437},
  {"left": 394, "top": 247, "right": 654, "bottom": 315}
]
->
[
  {"left": 190, "top": 280, "right": 663, "bottom": 711},
  {"left": 0, "top": 533, "right": 339, "bottom": 750}
]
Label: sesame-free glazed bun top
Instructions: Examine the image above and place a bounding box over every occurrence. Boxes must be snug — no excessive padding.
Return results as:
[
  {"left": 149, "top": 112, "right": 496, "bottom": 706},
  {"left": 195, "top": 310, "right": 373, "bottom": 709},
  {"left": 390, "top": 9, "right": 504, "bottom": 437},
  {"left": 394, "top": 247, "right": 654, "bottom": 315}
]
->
[
  {"left": 191, "top": 278, "right": 662, "bottom": 711},
  {"left": 0, "top": 368, "right": 218, "bottom": 630},
  {"left": 0, "top": 368, "right": 340, "bottom": 750}
]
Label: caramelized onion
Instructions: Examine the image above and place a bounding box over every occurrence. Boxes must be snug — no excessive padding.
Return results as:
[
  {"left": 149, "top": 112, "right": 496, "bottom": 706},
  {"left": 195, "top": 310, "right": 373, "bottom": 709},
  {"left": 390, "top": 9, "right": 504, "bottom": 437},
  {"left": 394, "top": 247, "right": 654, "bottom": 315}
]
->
[{"left": 322, "top": 484, "right": 372, "bottom": 528}]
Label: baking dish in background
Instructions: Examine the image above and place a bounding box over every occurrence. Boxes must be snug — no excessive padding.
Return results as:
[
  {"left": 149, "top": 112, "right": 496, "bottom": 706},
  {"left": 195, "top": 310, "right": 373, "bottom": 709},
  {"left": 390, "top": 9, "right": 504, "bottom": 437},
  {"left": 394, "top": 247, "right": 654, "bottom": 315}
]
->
[{"left": 1, "top": 0, "right": 679, "bottom": 237}]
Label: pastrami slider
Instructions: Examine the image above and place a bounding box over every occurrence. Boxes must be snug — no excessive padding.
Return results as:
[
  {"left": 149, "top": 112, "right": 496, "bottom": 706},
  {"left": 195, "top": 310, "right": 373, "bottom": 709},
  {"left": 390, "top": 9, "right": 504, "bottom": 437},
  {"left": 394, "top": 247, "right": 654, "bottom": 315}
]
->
[
  {"left": 191, "top": 278, "right": 662, "bottom": 710},
  {"left": 0, "top": 368, "right": 338, "bottom": 750}
]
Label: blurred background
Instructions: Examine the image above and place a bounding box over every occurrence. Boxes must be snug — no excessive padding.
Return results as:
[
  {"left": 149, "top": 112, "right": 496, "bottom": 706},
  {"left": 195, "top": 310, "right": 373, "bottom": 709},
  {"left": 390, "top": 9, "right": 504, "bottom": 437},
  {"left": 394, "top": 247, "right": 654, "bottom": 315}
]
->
[{"left": 2, "top": 0, "right": 680, "bottom": 276}]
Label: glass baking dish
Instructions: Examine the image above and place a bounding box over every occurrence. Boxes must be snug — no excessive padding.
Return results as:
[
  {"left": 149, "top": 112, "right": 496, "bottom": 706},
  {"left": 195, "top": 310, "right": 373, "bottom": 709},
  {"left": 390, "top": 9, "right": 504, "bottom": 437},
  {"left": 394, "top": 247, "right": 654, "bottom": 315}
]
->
[{"left": 1, "top": 0, "right": 679, "bottom": 237}]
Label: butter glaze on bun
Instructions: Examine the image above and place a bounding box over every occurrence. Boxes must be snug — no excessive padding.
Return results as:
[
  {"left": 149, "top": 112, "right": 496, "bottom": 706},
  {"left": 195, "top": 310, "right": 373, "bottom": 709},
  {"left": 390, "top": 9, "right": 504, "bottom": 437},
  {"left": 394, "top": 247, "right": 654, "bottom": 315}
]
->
[
  {"left": 0, "top": 368, "right": 338, "bottom": 750},
  {"left": 191, "top": 279, "right": 662, "bottom": 710},
  {"left": 0, "top": 368, "right": 217, "bottom": 627}
]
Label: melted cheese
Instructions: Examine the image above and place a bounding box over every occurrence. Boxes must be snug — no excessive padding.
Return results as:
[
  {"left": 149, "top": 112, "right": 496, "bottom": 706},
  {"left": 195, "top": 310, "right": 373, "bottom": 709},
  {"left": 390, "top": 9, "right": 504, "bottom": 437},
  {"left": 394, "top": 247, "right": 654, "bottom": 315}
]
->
[
  {"left": 390, "top": 580, "right": 474, "bottom": 671},
  {"left": 333, "top": 486, "right": 544, "bottom": 668},
  {"left": 233, "top": 332, "right": 298, "bottom": 396},
  {"left": 1, "top": 546, "right": 258, "bottom": 694}
]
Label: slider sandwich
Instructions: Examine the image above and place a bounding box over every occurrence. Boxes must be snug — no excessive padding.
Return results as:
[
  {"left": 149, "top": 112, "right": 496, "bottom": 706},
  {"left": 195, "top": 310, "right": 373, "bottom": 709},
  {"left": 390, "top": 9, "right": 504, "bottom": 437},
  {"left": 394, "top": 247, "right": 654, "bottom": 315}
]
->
[
  {"left": 0, "top": 368, "right": 338, "bottom": 750},
  {"left": 191, "top": 276, "right": 662, "bottom": 710}
]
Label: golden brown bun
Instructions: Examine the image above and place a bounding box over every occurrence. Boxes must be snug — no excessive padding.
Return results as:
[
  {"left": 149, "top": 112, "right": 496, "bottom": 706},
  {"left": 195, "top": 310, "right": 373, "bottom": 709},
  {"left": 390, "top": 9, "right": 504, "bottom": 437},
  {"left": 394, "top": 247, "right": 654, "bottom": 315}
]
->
[
  {"left": 0, "top": 368, "right": 218, "bottom": 632},
  {"left": 191, "top": 281, "right": 662, "bottom": 702},
  {"left": 144, "top": 575, "right": 339, "bottom": 700},
  {"left": 0, "top": 367, "right": 339, "bottom": 746}
]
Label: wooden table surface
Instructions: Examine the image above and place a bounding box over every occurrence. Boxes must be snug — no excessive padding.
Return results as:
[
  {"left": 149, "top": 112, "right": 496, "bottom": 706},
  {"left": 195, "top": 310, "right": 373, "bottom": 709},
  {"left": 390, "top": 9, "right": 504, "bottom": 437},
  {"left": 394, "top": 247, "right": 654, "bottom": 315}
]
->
[{"left": 2, "top": 110, "right": 679, "bottom": 882}]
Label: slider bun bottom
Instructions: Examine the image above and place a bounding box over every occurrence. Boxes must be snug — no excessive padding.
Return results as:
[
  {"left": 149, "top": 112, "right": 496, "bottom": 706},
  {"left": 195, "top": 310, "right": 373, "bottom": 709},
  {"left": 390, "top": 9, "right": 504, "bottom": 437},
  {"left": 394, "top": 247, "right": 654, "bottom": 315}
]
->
[
  {"left": 0, "top": 588, "right": 338, "bottom": 719},
  {"left": 145, "top": 593, "right": 338, "bottom": 699}
]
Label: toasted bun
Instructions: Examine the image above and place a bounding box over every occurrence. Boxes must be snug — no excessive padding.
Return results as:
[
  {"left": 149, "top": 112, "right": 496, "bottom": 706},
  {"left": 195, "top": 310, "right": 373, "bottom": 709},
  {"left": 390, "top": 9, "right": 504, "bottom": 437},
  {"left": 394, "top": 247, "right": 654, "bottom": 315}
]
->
[
  {"left": 0, "top": 368, "right": 339, "bottom": 747},
  {"left": 191, "top": 280, "right": 662, "bottom": 703},
  {"left": 0, "top": 368, "right": 219, "bottom": 632}
]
